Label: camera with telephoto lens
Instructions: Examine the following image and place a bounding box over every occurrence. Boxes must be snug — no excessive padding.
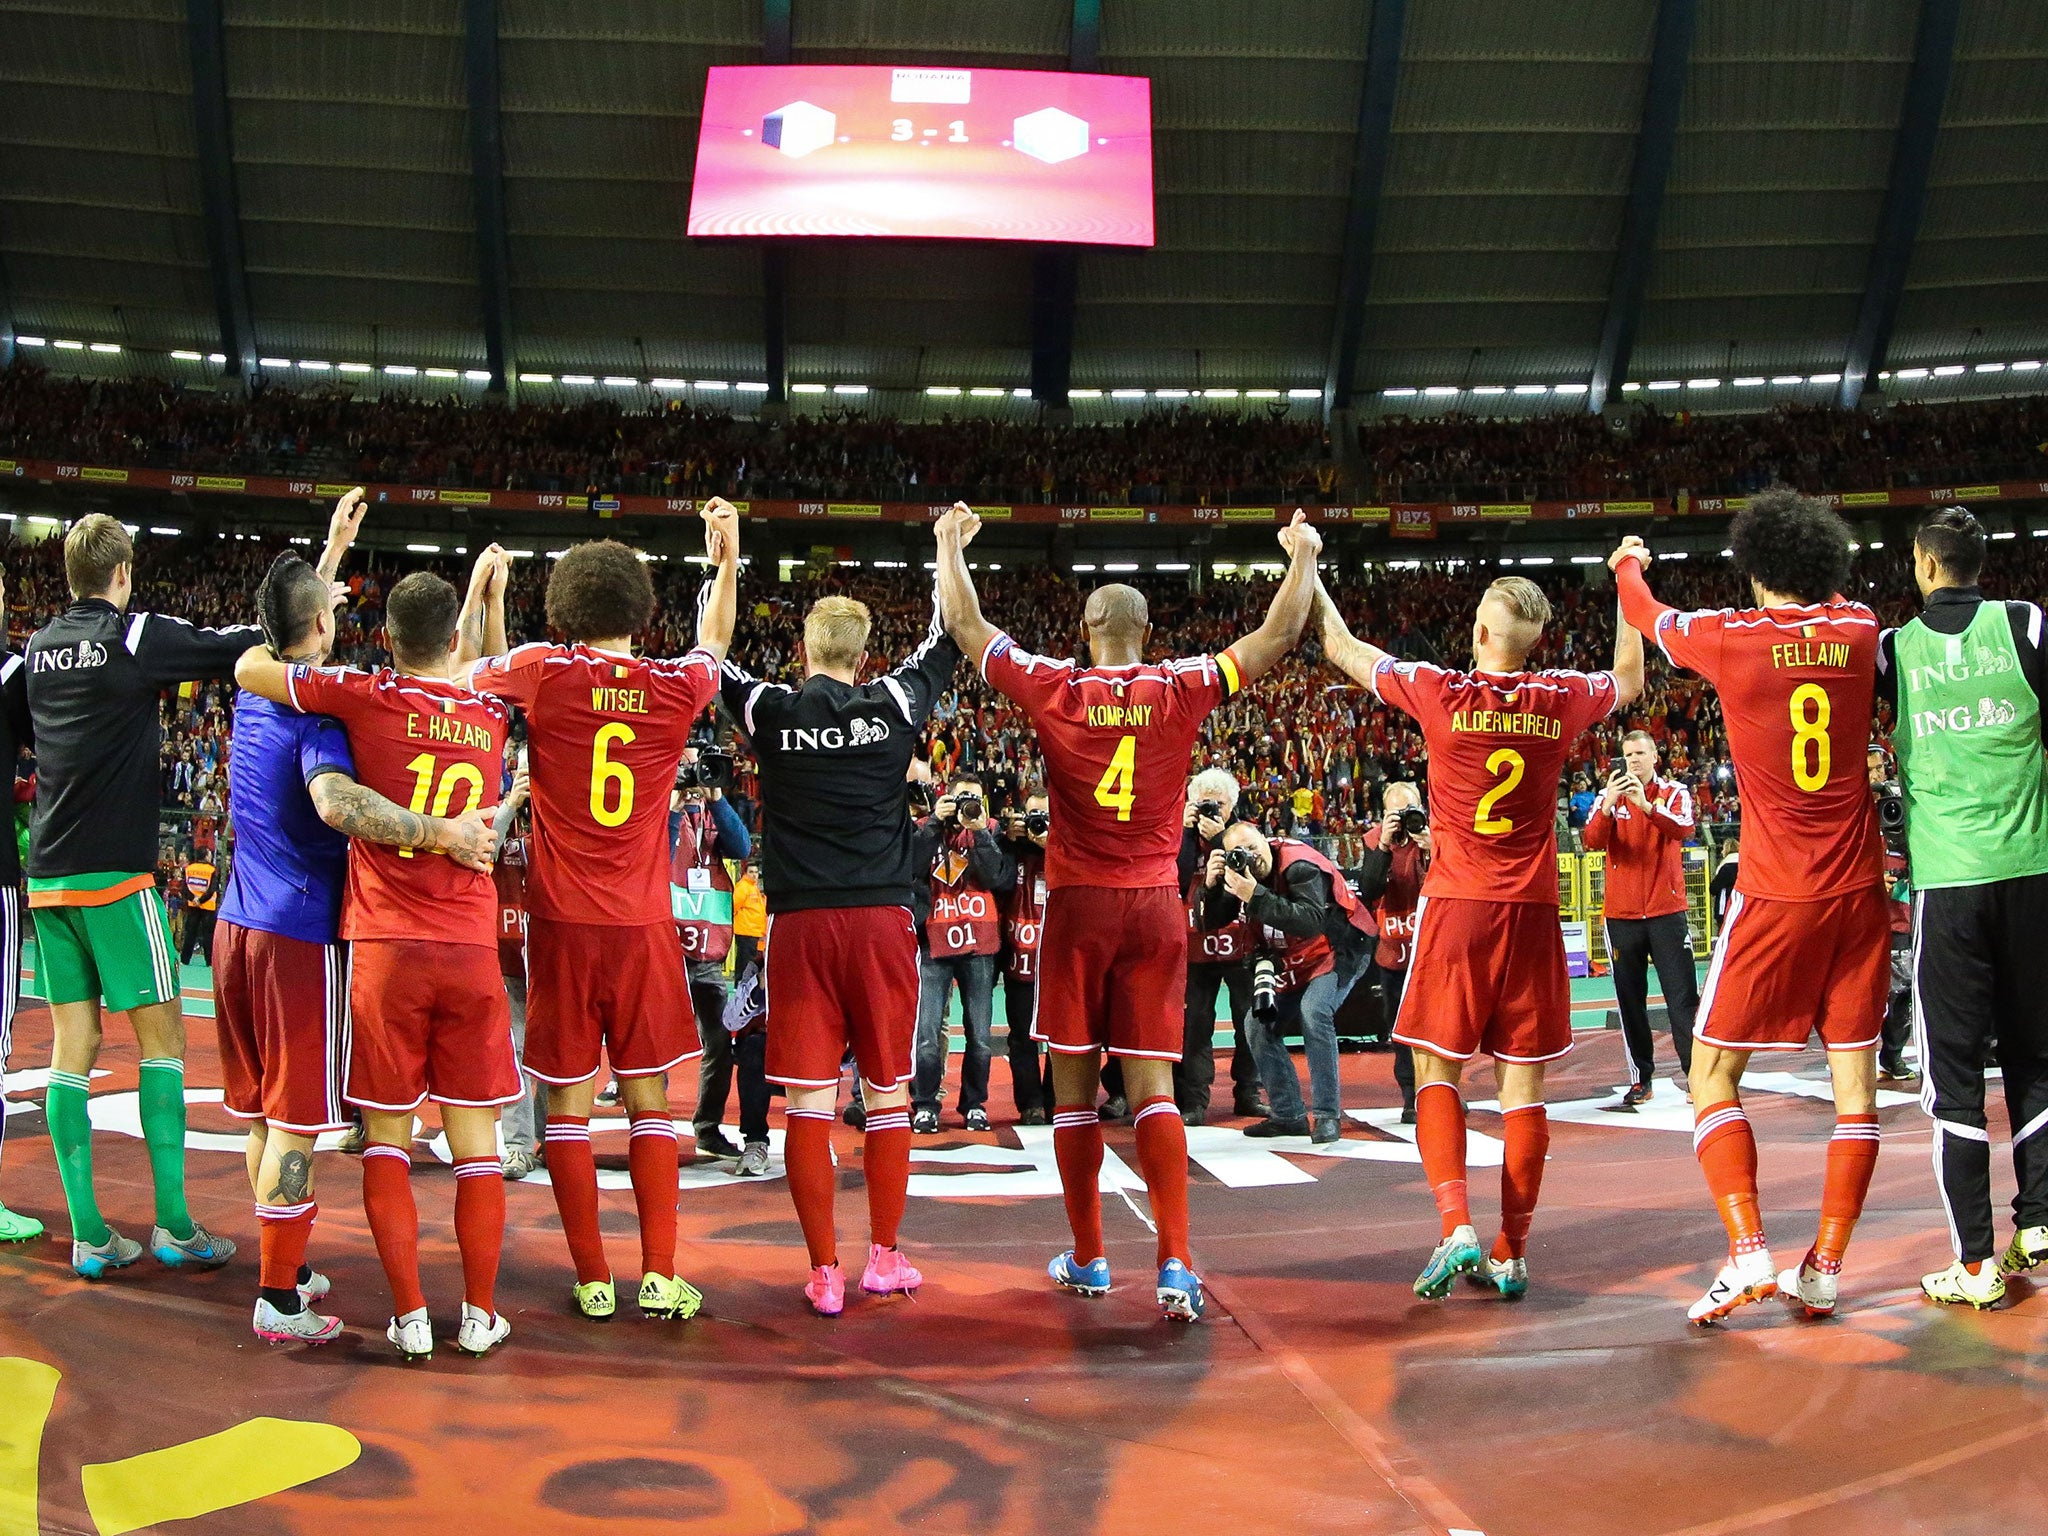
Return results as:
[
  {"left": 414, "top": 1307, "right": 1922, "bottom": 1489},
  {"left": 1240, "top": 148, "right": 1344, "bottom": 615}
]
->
[
  {"left": 1224, "top": 846, "right": 1259, "bottom": 876},
  {"left": 1874, "top": 780, "right": 1907, "bottom": 852},
  {"left": 1022, "top": 808, "right": 1050, "bottom": 837},
  {"left": 908, "top": 779, "right": 936, "bottom": 814},
  {"left": 954, "top": 791, "right": 984, "bottom": 822},
  {"left": 1197, "top": 798, "right": 1225, "bottom": 822},
  {"left": 675, "top": 751, "right": 735, "bottom": 791},
  {"left": 1393, "top": 806, "right": 1427, "bottom": 842},
  {"left": 1250, "top": 957, "right": 1280, "bottom": 1022}
]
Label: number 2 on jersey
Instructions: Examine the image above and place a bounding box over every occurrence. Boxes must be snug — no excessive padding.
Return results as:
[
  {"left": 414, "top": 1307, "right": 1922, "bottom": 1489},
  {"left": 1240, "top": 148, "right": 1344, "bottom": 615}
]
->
[
  {"left": 399, "top": 752, "right": 485, "bottom": 857},
  {"left": 1474, "top": 747, "right": 1524, "bottom": 835},
  {"left": 1094, "top": 734, "right": 1137, "bottom": 822},
  {"left": 1789, "top": 682, "right": 1831, "bottom": 791},
  {"left": 591, "top": 721, "right": 636, "bottom": 827}
]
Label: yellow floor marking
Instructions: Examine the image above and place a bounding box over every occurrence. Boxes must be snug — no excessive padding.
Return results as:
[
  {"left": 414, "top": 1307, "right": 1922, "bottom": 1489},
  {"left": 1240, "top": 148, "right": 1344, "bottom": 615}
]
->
[
  {"left": 81, "top": 1418, "right": 359, "bottom": 1536},
  {"left": 0, "top": 1360, "right": 58, "bottom": 1536}
]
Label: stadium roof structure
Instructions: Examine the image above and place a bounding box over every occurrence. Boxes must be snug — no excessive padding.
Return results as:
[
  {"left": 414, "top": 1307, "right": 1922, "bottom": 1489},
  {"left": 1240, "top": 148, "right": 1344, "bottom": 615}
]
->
[{"left": 0, "top": 0, "right": 2044, "bottom": 414}]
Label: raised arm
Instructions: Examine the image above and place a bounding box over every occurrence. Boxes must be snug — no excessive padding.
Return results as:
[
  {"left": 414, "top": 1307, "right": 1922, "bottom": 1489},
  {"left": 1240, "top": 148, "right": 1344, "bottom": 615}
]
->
[
  {"left": 315, "top": 487, "right": 367, "bottom": 583},
  {"left": 1607, "top": 539, "right": 1652, "bottom": 709},
  {"left": 309, "top": 772, "right": 496, "bottom": 872},
  {"left": 1224, "top": 511, "right": 1322, "bottom": 684},
  {"left": 691, "top": 497, "right": 741, "bottom": 662},
  {"left": 456, "top": 545, "right": 510, "bottom": 669},
  {"left": 1314, "top": 577, "right": 1391, "bottom": 687},
  {"left": 933, "top": 502, "right": 999, "bottom": 661}
]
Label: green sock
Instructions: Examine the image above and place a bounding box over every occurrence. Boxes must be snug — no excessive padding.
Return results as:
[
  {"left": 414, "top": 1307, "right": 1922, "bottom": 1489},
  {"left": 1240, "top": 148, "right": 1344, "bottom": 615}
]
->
[
  {"left": 46, "top": 1071, "right": 110, "bottom": 1246},
  {"left": 138, "top": 1058, "right": 193, "bottom": 1241}
]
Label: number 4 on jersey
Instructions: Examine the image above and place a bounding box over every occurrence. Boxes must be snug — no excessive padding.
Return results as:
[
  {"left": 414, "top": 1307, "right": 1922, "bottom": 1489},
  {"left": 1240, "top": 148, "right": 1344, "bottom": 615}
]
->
[{"left": 1094, "top": 734, "right": 1137, "bottom": 822}]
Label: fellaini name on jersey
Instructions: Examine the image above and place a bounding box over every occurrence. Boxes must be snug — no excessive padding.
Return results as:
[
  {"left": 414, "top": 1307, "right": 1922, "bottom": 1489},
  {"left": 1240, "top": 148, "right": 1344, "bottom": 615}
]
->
[
  {"left": 1086, "top": 702, "right": 1155, "bottom": 729},
  {"left": 589, "top": 686, "right": 650, "bottom": 715},
  {"left": 1449, "top": 708, "right": 1562, "bottom": 739},
  {"left": 1770, "top": 640, "right": 1851, "bottom": 670},
  {"left": 404, "top": 711, "right": 494, "bottom": 750}
]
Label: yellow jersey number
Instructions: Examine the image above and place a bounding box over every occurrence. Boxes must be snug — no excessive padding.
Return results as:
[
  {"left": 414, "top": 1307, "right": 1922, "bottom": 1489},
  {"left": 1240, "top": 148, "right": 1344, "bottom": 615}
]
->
[
  {"left": 1094, "top": 734, "right": 1137, "bottom": 822},
  {"left": 1790, "top": 682, "right": 1831, "bottom": 791},
  {"left": 398, "top": 752, "right": 486, "bottom": 857},
  {"left": 590, "top": 721, "right": 636, "bottom": 828},
  {"left": 1473, "top": 747, "right": 1524, "bottom": 835}
]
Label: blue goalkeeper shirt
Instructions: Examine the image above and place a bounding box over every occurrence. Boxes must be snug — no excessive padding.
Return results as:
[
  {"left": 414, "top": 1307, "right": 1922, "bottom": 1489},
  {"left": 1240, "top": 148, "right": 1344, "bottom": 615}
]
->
[{"left": 219, "top": 690, "right": 356, "bottom": 945}]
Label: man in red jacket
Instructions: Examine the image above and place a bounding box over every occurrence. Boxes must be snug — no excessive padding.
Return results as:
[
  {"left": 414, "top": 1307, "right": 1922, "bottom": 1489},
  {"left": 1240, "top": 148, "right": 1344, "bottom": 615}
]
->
[{"left": 1583, "top": 729, "right": 1699, "bottom": 1109}]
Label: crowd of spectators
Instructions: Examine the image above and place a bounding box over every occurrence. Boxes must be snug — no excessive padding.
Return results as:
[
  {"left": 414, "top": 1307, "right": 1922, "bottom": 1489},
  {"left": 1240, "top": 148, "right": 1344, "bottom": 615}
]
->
[
  {"left": 5, "top": 361, "right": 2045, "bottom": 508},
  {"left": 11, "top": 522, "right": 2028, "bottom": 880}
]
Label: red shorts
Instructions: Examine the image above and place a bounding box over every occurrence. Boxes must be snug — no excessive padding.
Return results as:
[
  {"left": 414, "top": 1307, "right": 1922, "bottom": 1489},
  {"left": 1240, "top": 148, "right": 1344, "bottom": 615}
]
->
[
  {"left": 1696, "top": 887, "right": 1888, "bottom": 1053},
  {"left": 1034, "top": 885, "right": 1186, "bottom": 1059},
  {"left": 523, "top": 916, "right": 695, "bottom": 1085},
  {"left": 213, "top": 920, "right": 351, "bottom": 1135},
  {"left": 345, "top": 939, "right": 520, "bottom": 1112},
  {"left": 1393, "top": 897, "right": 1572, "bottom": 1064},
  {"left": 763, "top": 905, "right": 918, "bottom": 1091}
]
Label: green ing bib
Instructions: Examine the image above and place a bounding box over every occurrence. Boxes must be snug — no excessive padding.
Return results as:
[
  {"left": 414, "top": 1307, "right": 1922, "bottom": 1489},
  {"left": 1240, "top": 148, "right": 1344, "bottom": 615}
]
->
[{"left": 1893, "top": 600, "right": 2048, "bottom": 888}]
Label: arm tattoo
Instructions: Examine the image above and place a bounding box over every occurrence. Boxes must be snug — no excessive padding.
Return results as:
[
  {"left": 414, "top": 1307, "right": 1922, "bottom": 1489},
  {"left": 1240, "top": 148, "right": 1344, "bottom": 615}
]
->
[
  {"left": 311, "top": 775, "right": 429, "bottom": 849},
  {"left": 269, "top": 1149, "right": 312, "bottom": 1205}
]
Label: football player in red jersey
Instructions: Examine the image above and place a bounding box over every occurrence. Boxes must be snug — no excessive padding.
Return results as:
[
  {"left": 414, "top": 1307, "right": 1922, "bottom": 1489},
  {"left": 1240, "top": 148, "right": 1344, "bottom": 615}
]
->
[
  {"left": 463, "top": 502, "right": 739, "bottom": 1325},
  {"left": 1612, "top": 488, "right": 1888, "bottom": 1324},
  {"left": 932, "top": 503, "right": 1321, "bottom": 1321},
  {"left": 237, "top": 547, "right": 519, "bottom": 1359},
  {"left": 1317, "top": 573, "right": 1642, "bottom": 1301}
]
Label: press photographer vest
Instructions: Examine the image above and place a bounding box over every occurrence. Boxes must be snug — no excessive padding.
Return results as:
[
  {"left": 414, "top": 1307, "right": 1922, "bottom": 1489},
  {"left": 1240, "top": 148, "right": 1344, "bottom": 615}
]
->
[
  {"left": 1006, "top": 845, "right": 1047, "bottom": 982},
  {"left": 1264, "top": 839, "right": 1375, "bottom": 991},
  {"left": 1894, "top": 601, "right": 2048, "bottom": 889},
  {"left": 927, "top": 832, "right": 1002, "bottom": 959},
  {"left": 1186, "top": 841, "right": 1256, "bottom": 965},
  {"left": 1364, "top": 825, "right": 1426, "bottom": 970},
  {"left": 670, "top": 805, "right": 735, "bottom": 962}
]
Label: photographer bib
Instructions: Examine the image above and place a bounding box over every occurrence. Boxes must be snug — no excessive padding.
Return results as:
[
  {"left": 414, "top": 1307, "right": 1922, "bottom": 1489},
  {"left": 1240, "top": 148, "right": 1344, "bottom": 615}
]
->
[
  {"left": 670, "top": 804, "right": 735, "bottom": 961},
  {"left": 928, "top": 842, "right": 1002, "bottom": 958}
]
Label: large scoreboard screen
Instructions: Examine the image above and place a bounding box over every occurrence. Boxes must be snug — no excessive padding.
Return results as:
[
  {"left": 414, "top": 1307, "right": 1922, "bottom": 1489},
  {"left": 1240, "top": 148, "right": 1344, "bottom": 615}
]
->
[{"left": 687, "top": 65, "right": 1155, "bottom": 246}]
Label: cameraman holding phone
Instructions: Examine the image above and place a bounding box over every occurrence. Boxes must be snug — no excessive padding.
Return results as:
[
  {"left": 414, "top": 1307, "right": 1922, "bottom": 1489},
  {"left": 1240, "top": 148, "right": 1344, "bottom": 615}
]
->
[
  {"left": 670, "top": 744, "right": 755, "bottom": 1162},
  {"left": 910, "top": 773, "right": 1016, "bottom": 1131},
  {"left": 1582, "top": 730, "right": 1698, "bottom": 1110},
  {"left": 1200, "top": 823, "right": 1375, "bottom": 1143}
]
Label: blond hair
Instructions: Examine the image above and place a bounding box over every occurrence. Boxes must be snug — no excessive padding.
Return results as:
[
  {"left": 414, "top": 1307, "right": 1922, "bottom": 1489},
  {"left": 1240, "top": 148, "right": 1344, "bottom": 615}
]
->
[
  {"left": 1485, "top": 576, "right": 1551, "bottom": 627},
  {"left": 804, "top": 595, "right": 872, "bottom": 671},
  {"left": 65, "top": 513, "right": 132, "bottom": 598}
]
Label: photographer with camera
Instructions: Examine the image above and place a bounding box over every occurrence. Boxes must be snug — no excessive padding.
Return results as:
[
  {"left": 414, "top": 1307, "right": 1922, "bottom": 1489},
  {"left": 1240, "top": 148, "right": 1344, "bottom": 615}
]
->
[
  {"left": 1177, "top": 769, "right": 1266, "bottom": 1124},
  {"left": 1356, "top": 780, "right": 1430, "bottom": 1123},
  {"left": 998, "top": 789, "right": 1056, "bottom": 1123},
  {"left": 671, "top": 742, "right": 762, "bottom": 1169},
  {"left": 909, "top": 772, "right": 1017, "bottom": 1132},
  {"left": 1876, "top": 507, "right": 2048, "bottom": 1307},
  {"left": 1582, "top": 730, "right": 1699, "bottom": 1110},
  {"left": 1867, "top": 745, "right": 1914, "bottom": 1083},
  {"left": 1200, "top": 823, "right": 1375, "bottom": 1143}
]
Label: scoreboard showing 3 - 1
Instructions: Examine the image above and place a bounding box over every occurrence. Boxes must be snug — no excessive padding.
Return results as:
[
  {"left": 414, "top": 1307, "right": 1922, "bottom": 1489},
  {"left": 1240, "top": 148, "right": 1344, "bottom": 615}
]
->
[{"left": 687, "top": 65, "right": 1154, "bottom": 246}]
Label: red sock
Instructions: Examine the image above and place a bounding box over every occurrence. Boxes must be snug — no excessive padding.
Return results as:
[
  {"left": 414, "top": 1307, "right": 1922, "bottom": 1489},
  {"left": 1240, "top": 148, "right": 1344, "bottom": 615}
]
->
[
  {"left": 627, "top": 1111, "right": 680, "bottom": 1277},
  {"left": 543, "top": 1115, "right": 609, "bottom": 1284},
  {"left": 256, "top": 1200, "right": 315, "bottom": 1291},
  {"left": 1052, "top": 1103, "right": 1105, "bottom": 1264},
  {"left": 1494, "top": 1105, "right": 1549, "bottom": 1261},
  {"left": 1416, "top": 1081, "right": 1470, "bottom": 1236},
  {"left": 783, "top": 1109, "right": 839, "bottom": 1268},
  {"left": 861, "top": 1107, "right": 911, "bottom": 1249},
  {"left": 453, "top": 1156, "right": 505, "bottom": 1314},
  {"left": 360, "top": 1144, "right": 425, "bottom": 1316},
  {"left": 1694, "top": 1099, "right": 1766, "bottom": 1255},
  {"left": 1814, "top": 1112, "right": 1881, "bottom": 1270},
  {"left": 1132, "top": 1096, "right": 1191, "bottom": 1267}
]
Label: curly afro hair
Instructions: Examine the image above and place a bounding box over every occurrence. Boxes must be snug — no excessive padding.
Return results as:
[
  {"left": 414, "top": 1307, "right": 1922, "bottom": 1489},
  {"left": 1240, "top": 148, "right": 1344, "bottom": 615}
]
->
[
  {"left": 1728, "top": 485, "right": 1852, "bottom": 605},
  {"left": 545, "top": 540, "right": 655, "bottom": 642}
]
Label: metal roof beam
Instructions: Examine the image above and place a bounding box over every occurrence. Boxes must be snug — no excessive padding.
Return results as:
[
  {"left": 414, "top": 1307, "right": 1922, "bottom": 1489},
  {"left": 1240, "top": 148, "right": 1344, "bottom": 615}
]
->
[
  {"left": 462, "top": 0, "right": 516, "bottom": 398},
  {"left": 1322, "top": 0, "right": 1409, "bottom": 418},
  {"left": 1030, "top": 0, "right": 1101, "bottom": 412},
  {"left": 760, "top": 0, "right": 792, "bottom": 406},
  {"left": 1840, "top": 0, "right": 1961, "bottom": 409},
  {"left": 186, "top": 0, "right": 257, "bottom": 386},
  {"left": 1586, "top": 0, "right": 1697, "bottom": 416}
]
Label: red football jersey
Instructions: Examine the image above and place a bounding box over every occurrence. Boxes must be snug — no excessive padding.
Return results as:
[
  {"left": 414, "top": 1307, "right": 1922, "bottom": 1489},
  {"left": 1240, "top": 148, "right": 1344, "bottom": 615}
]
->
[
  {"left": 285, "top": 665, "right": 509, "bottom": 947},
  {"left": 1619, "top": 562, "right": 1880, "bottom": 901},
  {"left": 979, "top": 633, "right": 1239, "bottom": 889},
  {"left": 470, "top": 642, "right": 720, "bottom": 925},
  {"left": 1373, "top": 658, "right": 1619, "bottom": 904}
]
